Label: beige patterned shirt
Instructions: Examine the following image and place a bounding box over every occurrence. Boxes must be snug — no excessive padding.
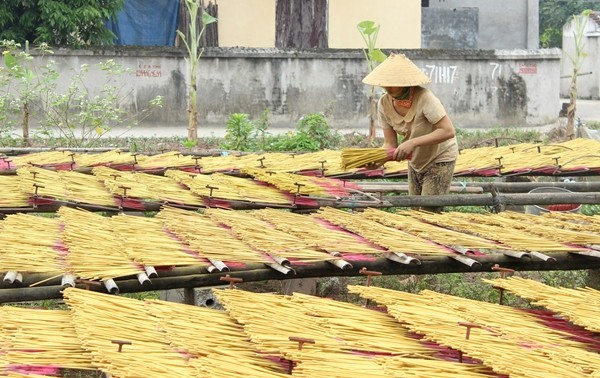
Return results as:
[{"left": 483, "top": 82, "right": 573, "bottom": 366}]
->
[{"left": 377, "top": 86, "right": 459, "bottom": 172}]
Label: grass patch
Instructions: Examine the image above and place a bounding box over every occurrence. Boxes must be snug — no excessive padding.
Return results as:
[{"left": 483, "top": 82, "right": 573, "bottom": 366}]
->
[
  {"left": 585, "top": 120, "right": 600, "bottom": 130},
  {"left": 61, "top": 369, "right": 103, "bottom": 378},
  {"left": 455, "top": 126, "right": 545, "bottom": 149},
  {"left": 121, "top": 291, "right": 160, "bottom": 300}
]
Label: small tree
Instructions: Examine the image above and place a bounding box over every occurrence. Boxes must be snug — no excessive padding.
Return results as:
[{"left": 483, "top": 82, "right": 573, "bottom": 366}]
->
[
  {"left": 0, "top": 40, "right": 163, "bottom": 147},
  {"left": 565, "top": 10, "right": 591, "bottom": 139},
  {"left": 176, "top": 0, "right": 217, "bottom": 144},
  {"left": 1, "top": 40, "right": 53, "bottom": 146},
  {"left": 37, "top": 59, "right": 163, "bottom": 147},
  {"left": 357, "top": 21, "right": 387, "bottom": 144}
]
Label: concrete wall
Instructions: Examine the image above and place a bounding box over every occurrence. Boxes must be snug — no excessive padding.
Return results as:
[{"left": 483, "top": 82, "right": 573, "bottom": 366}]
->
[
  {"left": 27, "top": 47, "right": 561, "bottom": 136},
  {"left": 561, "top": 14, "right": 600, "bottom": 99},
  {"left": 427, "top": 0, "right": 539, "bottom": 49},
  {"left": 422, "top": 8, "right": 478, "bottom": 49}
]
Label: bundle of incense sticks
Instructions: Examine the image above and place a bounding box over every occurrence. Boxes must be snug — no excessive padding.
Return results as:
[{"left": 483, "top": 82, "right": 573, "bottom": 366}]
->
[{"left": 340, "top": 148, "right": 398, "bottom": 170}]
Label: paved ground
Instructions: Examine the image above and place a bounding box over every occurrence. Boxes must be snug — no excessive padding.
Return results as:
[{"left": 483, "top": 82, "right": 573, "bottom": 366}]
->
[
  {"left": 105, "top": 98, "right": 600, "bottom": 139},
  {"left": 575, "top": 99, "right": 600, "bottom": 122}
]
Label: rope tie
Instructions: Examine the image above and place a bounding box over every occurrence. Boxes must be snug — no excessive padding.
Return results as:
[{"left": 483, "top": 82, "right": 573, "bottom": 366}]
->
[{"left": 490, "top": 186, "right": 503, "bottom": 213}]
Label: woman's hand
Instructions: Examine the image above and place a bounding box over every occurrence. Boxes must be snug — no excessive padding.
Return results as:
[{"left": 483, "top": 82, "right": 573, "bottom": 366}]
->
[
  {"left": 364, "top": 162, "right": 383, "bottom": 170},
  {"left": 393, "top": 140, "right": 415, "bottom": 161}
]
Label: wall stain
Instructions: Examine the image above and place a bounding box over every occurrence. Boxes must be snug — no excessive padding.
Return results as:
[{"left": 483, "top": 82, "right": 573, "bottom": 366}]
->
[
  {"left": 336, "top": 66, "right": 368, "bottom": 116},
  {"left": 496, "top": 73, "right": 527, "bottom": 121}
]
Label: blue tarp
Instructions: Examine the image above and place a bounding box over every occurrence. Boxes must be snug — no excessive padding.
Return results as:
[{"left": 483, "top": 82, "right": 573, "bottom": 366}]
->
[{"left": 106, "top": 0, "right": 180, "bottom": 46}]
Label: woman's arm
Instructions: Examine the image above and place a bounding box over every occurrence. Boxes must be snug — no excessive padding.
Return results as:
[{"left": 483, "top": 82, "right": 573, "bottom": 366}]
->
[
  {"left": 382, "top": 126, "right": 399, "bottom": 149},
  {"left": 393, "top": 115, "right": 455, "bottom": 161}
]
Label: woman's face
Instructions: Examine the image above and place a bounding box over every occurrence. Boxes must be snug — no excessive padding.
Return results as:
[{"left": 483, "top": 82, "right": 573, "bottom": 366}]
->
[{"left": 384, "top": 87, "right": 408, "bottom": 99}]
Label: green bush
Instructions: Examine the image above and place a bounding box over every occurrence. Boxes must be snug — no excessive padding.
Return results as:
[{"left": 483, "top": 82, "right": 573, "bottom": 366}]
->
[
  {"left": 0, "top": 0, "right": 124, "bottom": 47},
  {"left": 219, "top": 113, "right": 256, "bottom": 151},
  {"left": 296, "top": 112, "right": 342, "bottom": 149},
  {"left": 269, "top": 112, "right": 341, "bottom": 152},
  {"left": 586, "top": 121, "right": 600, "bottom": 130},
  {"left": 219, "top": 111, "right": 342, "bottom": 153}
]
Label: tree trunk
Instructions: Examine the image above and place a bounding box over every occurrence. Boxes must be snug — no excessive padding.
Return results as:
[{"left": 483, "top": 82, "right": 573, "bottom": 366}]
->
[
  {"left": 566, "top": 67, "right": 578, "bottom": 139},
  {"left": 22, "top": 102, "right": 30, "bottom": 146},
  {"left": 187, "top": 82, "right": 198, "bottom": 141},
  {"left": 368, "top": 93, "right": 376, "bottom": 143}
]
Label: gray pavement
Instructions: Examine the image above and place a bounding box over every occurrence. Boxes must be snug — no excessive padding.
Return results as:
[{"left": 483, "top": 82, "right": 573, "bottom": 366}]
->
[
  {"left": 102, "top": 98, "right": 600, "bottom": 139},
  {"left": 574, "top": 99, "right": 600, "bottom": 123}
]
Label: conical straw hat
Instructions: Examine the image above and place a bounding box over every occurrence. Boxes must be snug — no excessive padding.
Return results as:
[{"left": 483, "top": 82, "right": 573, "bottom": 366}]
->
[{"left": 362, "top": 53, "right": 431, "bottom": 87}]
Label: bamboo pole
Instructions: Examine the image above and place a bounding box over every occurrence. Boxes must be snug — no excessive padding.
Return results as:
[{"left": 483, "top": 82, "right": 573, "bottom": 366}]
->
[
  {"left": 381, "top": 192, "right": 600, "bottom": 208},
  {"left": 1, "top": 264, "right": 214, "bottom": 289},
  {"left": 3, "top": 253, "right": 600, "bottom": 303},
  {"left": 354, "top": 181, "right": 600, "bottom": 193},
  {"left": 464, "top": 181, "right": 600, "bottom": 193},
  {"left": 0, "top": 191, "right": 598, "bottom": 213},
  {"left": 356, "top": 183, "right": 483, "bottom": 193}
]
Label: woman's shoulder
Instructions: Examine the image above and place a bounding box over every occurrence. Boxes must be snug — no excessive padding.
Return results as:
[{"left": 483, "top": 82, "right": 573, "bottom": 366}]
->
[
  {"left": 414, "top": 86, "right": 444, "bottom": 107},
  {"left": 414, "top": 86, "right": 436, "bottom": 99},
  {"left": 377, "top": 93, "right": 393, "bottom": 111}
]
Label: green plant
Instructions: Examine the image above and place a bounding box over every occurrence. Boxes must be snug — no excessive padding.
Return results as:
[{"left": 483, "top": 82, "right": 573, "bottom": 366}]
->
[
  {"left": 122, "top": 291, "right": 160, "bottom": 300},
  {"left": 357, "top": 20, "right": 387, "bottom": 144},
  {"left": 268, "top": 113, "right": 341, "bottom": 152},
  {"left": 296, "top": 112, "right": 341, "bottom": 150},
  {"left": 182, "top": 138, "right": 198, "bottom": 150},
  {"left": 220, "top": 113, "right": 256, "bottom": 151},
  {"left": 536, "top": 270, "right": 588, "bottom": 288},
  {"left": 7, "top": 298, "right": 67, "bottom": 310},
  {"left": 0, "top": 1, "right": 124, "bottom": 47},
  {"left": 447, "top": 205, "right": 489, "bottom": 214},
  {"left": 586, "top": 121, "right": 600, "bottom": 130},
  {"left": 61, "top": 369, "right": 104, "bottom": 378},
  {"left": 176, "top": 1, "right": 217, "bottom": 142},
  {"left": 253, "top": 108, "right": 271, "bottom": 151}
]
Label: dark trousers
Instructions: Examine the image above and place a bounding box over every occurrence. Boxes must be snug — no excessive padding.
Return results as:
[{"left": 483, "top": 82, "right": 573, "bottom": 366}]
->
[{"left": 408, "top": 160, "right": 456, "bottom": 213}]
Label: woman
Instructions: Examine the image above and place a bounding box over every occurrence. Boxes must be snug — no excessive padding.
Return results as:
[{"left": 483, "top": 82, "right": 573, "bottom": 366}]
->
[{"left": 363, "top": 53, "right": 458, "bottom": 212}]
